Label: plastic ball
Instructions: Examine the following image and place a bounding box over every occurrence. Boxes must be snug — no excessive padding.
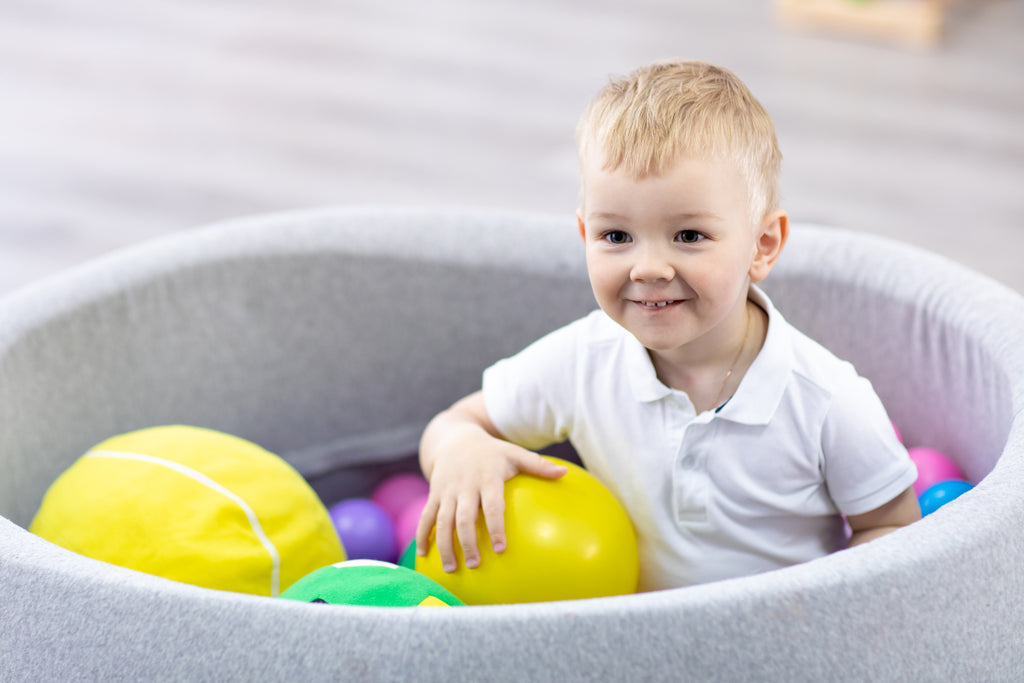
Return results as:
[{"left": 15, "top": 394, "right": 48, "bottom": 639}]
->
[
  {"left": 416, "top": 457, "right": 638, "bottom": 605},
  {"left": 29, "top": 425, "right": 345, "bottom": 596},
  {"left": 280, "top": 559, "right": 464, "bottom": 607},
  {"left": 394, "top": 492, "right": 429, "bottom": 555},
  {"left": 329, "top": 498, "right": 397, "bottom": 563},
  {"left": 371, "top": 472, "right": 430, "bottom": 522},
  {"left": 918, "top": 479, "right": 973, "bottom": 516},
  {"left": 908, "top": 447, "right": 965, "bottom": 496},
  {"left": 398, "top": 539, "right": 417, "bottom": 569}
]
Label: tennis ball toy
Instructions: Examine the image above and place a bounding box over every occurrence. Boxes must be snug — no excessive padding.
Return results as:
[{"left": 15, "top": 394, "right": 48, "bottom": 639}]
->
[
  {"left": 908, "top": 447, "right": 965, "bottom": 496},
  {"left": 329, "top": 498, "right": 397, "bottom": 563},
  {"left": 280, "top": 559, "right": 464, "bottom": 607},
  {"left": 417, "top": 457, "right": 638, "bottom": 605},
  {"left": 30, "top": 425, "right": 345, "bottom": 596}
]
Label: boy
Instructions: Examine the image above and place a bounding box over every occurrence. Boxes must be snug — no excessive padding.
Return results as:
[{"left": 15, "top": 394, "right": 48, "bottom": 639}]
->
[{"left": 416, "top": 60, "right": 920, "bottom": 590}]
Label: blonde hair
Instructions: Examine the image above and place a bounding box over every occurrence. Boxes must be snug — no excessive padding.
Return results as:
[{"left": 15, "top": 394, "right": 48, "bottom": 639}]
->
[{"left": 576, "top": 60, "right": 781, "bottom": 222}]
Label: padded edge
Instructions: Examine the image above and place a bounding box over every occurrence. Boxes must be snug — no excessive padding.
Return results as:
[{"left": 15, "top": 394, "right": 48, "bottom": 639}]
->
[{"left": 2, "top": 208, "right": 1023, "bottom": 680}]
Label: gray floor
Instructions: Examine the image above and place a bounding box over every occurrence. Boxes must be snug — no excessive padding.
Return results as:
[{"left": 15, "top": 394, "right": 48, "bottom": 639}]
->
[{"left": 2, "top": 0, "right": 1022, "bottom": 297}]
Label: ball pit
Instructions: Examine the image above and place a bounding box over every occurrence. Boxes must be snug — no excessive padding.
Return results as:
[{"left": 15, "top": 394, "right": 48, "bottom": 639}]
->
[{"left": 1, "top": 208, "right": 1021, "bottom": 680}]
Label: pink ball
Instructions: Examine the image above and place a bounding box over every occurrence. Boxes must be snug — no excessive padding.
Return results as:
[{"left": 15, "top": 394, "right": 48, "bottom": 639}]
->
[
  {"left": 394, "top": 492, "right": 430, "bottom": 556},
  {"left": 909, "top": 447, "right": 965, "bottom": 496},
  {"left": 371, "top": 472, "right": 430, "bottom": 522}
]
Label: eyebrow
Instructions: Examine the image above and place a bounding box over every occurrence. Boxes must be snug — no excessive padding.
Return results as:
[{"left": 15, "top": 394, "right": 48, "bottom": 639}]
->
[{"left": 587, "top": 211, "right": 721, "bottom": 221}]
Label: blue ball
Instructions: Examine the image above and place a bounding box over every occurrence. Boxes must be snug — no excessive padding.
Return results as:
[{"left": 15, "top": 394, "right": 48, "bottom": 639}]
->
[
  {"left": 328, "top": 498, "right": 398, "bottom": 563},
  {"left": 918, "top": 479, "right": 973, "bottom": 516}
]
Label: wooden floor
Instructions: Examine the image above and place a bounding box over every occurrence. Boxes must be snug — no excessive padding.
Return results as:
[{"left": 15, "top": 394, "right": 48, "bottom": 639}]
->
[{"left": 2, "top": 0, "right": 1022, "bottom": 295}]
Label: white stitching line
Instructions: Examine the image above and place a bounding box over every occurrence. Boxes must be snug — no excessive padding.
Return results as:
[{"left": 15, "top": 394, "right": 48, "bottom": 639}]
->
[{"left": 85, "top": 449, "right": 282, "bottom": 596}]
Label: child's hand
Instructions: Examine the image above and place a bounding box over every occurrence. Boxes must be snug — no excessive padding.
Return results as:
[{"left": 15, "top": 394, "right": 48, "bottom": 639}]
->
[{"left": 415, "top": 392, "right": 567, "bottom": 573}]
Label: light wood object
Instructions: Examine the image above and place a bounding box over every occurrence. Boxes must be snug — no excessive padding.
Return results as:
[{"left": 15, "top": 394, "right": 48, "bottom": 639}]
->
[{"left": 776, "top": 0, "right": 971, "bottom": 47}]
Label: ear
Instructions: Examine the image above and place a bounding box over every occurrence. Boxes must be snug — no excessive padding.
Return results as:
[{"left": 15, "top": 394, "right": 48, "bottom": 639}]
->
[
  {"left": 749, "top": 210, "right": 789, "bottom": 282},
  {"left": 576, "top": 210, "right": 586, "bottom": 242}
]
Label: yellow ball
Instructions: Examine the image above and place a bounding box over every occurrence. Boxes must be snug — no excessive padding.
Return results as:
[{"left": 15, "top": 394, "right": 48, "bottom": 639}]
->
[
  {"left": 30, "top": 425, "right": 345, "bottom": 596},
  {"left": 416, "top": 457, "right": 638, "bottom": 604}
]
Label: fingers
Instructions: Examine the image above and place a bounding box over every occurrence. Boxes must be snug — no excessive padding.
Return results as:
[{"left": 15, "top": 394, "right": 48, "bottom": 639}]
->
[
  {"left": 433, "top": 496, "right": 459, "bottom": 573},
  {"left": 414, "top": 488, "right": 506, "bottom": 573},
  {"left": 513, "top": 451, "right": 568, "bottom": 480},
  {"left": 414, "top": 497, "right": 439, "bottom": 555},
  {"left": 417, "top": 492, "right": 484, "bottom": 573},
  {"left": 416, "top": 443, "right": 563, "bottom": 574},
  {"left": 455, "top": 492, "right": 482, "bottom": 570},
  {"left": 480, "top": 482, "right": 507, "bottom": 555}
]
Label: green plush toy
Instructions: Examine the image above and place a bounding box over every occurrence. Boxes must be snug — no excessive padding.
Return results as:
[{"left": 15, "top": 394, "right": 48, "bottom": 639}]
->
[{"left": 280, "top": 560, "right": 465, "bottom": 607}]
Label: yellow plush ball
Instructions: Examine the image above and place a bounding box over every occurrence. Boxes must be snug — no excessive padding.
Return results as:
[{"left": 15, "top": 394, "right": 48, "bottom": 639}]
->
[
  {"left": 416, "top": 457, "right": 638, "bottom": 604},
  {"left": 30, "top": 425, "right": 345, "bottom": 596}
]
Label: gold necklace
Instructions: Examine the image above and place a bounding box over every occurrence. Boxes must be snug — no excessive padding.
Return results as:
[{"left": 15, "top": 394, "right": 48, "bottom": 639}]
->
[{"left": 712, "top": 303, "right": 751, "bottom": 410}]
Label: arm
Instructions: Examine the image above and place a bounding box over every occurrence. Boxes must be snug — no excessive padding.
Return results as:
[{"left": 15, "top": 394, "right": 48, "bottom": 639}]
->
[
  {"left": 416, "top": 391, "right": 566, "bottom": 572},
  {"left": 845, "top": 486, "right": 921, "bottom": 547}
]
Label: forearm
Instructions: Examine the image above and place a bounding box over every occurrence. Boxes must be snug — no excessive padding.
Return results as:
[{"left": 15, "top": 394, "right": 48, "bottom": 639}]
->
[
  {"left": 847, "top": 525, "right": 903, "bottom": 548},
  {"left": 845, "top": 487, "right": 921, "bottom": 548}
]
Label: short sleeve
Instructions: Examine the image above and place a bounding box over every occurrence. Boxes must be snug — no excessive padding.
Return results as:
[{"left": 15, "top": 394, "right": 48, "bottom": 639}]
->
[
  {"left": 481, "top": 318, "right": 583, "bottom": 452},
  {"left": 821, "top": 374, "right": 919, "bottom": 517}
]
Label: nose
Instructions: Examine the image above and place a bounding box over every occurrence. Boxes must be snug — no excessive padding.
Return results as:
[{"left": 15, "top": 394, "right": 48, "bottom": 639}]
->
[{"left": 630, "top": 244, "right": 675, "bottom": 283}]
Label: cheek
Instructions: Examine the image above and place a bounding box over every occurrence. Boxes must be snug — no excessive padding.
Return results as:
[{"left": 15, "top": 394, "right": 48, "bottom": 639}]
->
[
  {"left": 687, "top": 261, "right": 733, "bottom": 290},
  {"left": 585, "top": 253, "right": 620, "bottom": 294},
  {"left": 588, "top": 271, "right": 619, "bottom": 304},
  {"left": 698, "top": 250, "right": 752, "bottom": 285}
]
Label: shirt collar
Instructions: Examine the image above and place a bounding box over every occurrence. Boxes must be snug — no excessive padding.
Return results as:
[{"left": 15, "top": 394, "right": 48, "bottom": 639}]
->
[
  {"left": 619, "top": 285, "right": 793, "bottom": 424},
  {"left": 623, "top": 328, "right": 674, "bottom": 403},
  {"left": 716, "top": 285, "right": 793, "bottom": 425}
]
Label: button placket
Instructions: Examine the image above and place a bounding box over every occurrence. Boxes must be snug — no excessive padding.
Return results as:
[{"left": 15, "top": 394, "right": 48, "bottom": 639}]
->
[{"left": 671, "top": 405, "right": 710, "bottom": 526}]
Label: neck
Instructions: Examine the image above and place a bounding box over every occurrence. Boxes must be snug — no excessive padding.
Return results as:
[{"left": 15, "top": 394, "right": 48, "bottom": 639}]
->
[{"left": 649, "top": 298, "right": 765, "bottom": 412}]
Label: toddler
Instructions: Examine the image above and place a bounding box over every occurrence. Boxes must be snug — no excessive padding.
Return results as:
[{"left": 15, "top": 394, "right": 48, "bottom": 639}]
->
[{"left": 416, "top": 59, "right": 920, "bottom": 590}]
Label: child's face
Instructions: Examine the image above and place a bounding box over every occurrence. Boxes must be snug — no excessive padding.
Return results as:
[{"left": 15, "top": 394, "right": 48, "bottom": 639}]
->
[{"left": 577, "top": 154, "right": 762, "bottom": 362}]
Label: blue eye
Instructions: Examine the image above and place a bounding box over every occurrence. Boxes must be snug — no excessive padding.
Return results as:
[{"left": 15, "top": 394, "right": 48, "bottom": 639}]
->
[
  {"left": 604, "top": 231, "right": 630, "bottom": 245},
  {"left": 677, "top": 230, "right": 704, "bottom": 244}
]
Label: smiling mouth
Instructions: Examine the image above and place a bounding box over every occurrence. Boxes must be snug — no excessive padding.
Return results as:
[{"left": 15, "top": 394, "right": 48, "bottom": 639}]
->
[{"left": 635, "top": 300, "right": 680, "bottom": 308}]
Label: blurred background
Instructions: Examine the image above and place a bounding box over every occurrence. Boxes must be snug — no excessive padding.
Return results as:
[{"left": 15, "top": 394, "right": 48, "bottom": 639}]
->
[{"left": 2, "top": 0, "right": 1022, "bottom": 296}]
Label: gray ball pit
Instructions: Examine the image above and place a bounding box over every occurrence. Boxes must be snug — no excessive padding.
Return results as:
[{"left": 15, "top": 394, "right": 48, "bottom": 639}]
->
[{"left": 2, "top": 206, "right": 1023, "bottom": 681}]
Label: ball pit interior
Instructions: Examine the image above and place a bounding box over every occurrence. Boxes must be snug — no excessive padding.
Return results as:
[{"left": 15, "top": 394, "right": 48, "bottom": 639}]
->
[{"left": 1, "top": 206, "right": 1022, "bottom": 680}]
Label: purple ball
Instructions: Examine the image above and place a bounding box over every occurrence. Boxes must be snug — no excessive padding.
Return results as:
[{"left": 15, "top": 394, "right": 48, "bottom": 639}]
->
[{"left": 328, "top": 498, "right": 397, "bottom": 563}]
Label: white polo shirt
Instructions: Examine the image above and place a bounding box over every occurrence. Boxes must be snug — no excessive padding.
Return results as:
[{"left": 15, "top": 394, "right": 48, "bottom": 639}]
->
[{"left": 482, "top": 286, "right": 917, "bottom": 591}]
